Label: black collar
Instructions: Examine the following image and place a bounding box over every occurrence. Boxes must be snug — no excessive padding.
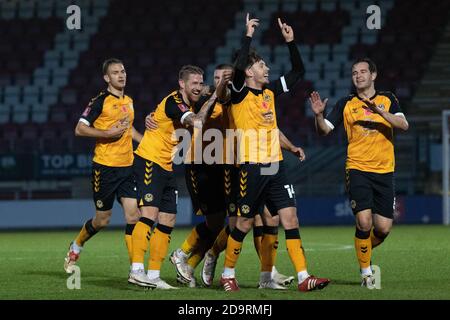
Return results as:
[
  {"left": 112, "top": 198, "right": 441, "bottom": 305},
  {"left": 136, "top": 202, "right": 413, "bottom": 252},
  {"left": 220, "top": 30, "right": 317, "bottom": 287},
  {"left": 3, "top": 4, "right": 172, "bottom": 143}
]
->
[
  {"left": 177, "top": 90, "right": 194, "bottom": 107},
  {"left": 248, "top": 87, "right": 264, "bottom": 95},
  {"left": 107, "top": 89, "right": 124, "bottom": 99},
  {"left": 355, "top": 90, "right": 377, "bottom": 101}
]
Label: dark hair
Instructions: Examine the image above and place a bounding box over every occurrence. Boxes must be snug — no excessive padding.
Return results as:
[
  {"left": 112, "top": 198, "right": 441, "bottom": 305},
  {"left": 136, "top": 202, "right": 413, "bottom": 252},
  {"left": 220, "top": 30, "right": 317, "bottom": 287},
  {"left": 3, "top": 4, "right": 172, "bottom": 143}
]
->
[
  {"left": 179, "top": 65, "right": 204, "bottom": 80},
  {"left": 102, "top": 58, "right": 124, "bottom": 75},
  {"left": 352, "top": 57, "right": 377, "bottom": 73},
  {"left": 231, "top": 47, "right": 263, "bottom": 69},
  {"left": 215, "top": 63, "right": 234, "bottom": 71}
]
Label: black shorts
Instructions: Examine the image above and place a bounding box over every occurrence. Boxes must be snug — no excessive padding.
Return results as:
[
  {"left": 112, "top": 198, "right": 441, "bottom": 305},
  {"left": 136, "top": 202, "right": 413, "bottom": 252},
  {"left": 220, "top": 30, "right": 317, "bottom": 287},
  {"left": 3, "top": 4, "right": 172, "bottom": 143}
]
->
[
  {"left": 92, "top": 162, "right": 136, "bottom": 211},
  {"left": 185, "top": 164, "right": 225, "bottom": 216},
  {"left": 133, "top": 155, "right": 178, "bottom": 214},
  {"left": 346, "top": 169, "right": 395, "bottom": 219},
  {"left": 224, "top": 165, "right": 239, "bottom": 217},
  {"left": 237, "top": 161, "right": 296, "bottom": 218}
]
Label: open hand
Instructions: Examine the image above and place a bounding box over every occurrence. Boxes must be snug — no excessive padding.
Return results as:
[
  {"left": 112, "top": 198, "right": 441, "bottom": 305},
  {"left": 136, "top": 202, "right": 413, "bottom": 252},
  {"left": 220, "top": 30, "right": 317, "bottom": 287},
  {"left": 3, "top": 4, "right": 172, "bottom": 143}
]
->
[{"left": 309, "top": 91, "right": 328, "bottom": 116}]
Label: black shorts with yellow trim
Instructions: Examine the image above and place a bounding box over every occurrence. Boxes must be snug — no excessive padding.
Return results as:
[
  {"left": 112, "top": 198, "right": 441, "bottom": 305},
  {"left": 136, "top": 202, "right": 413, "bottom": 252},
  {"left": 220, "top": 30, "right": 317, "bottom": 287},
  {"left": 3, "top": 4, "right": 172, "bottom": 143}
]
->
[
  {"left": 237, "top": 161, "right": 296, "bottom": 218},
  {"left": 133, "top": 155, "right": 177, "bottom": 214},
  {"left": 224, "top": 164, "right": 239, "bottom": 217},
  {"left": 346, "top": 169, "right": 394, "bottom": 219},
  {"left": 185, "top": 163, "right": 225, "bottom": 216},
  {"left": 92, "top": 162, "right": 137, "bottom": 211}
]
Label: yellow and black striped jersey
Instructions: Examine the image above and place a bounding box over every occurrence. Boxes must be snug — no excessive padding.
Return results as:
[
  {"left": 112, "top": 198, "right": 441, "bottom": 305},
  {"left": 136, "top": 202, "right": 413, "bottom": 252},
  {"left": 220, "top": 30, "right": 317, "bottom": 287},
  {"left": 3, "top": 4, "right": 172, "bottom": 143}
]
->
[
  {"left": 325, "top": 91, "right": 404, "bottom": 173},
  {"left": 135, "top": 91, "right": 193, "bottom": 171},
  {"left": 230, "top": 86, "right": 282, "bottom": 164},
  {"left": 79, "top": 91, "right": 134, "bottom": 167}
]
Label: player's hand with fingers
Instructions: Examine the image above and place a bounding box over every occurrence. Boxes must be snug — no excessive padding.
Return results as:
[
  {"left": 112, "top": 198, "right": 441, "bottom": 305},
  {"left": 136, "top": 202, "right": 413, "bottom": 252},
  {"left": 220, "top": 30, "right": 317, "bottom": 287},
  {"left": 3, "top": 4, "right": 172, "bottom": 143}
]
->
[
  {"left": 309, "top": 91, "right": 328, "bottom": 116},
  {"left": 291, "top": 146, "right": 306, "bottom": 162},
  {"left": 362, "top": 98, "right": 383, "bottom": 114},
  {"left": 246, "top": 12, "right": 260, "bottom": 37},
  {"left": 220, "top": 70, "right": 233, "bottom": 85},
  {"left": 278, "top": 18, "right": 294, "bottom": 42},
  {"left": 145, "top": 112, "right": 158, "bottom": 130},
  {"left": 105, "top": 121, "right": 127, "bottom": 138}
]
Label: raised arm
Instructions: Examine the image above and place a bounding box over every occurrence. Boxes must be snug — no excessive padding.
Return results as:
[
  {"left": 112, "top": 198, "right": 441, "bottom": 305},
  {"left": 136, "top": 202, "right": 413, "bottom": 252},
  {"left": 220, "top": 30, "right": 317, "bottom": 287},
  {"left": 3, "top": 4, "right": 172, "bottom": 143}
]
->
[
  {"left": 309, "top": 91, "right": 332, "bottom": 136},
  {"left": 182, "top": 92, "right": 218, "bottom": 128},
  {"left": 232, "top": 13, "right": 260, "bottom": 91},
  {"left": 216, "top": 70, "right": 233, "bottom": 104},
  {"left": 271, "top": 18, "right": 305, "bottom": 96}
]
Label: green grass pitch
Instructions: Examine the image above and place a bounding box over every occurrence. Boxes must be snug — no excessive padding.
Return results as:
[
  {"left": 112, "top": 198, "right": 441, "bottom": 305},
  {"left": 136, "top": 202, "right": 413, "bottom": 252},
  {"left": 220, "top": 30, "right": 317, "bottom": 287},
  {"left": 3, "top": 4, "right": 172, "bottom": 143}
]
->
[{"left": 1, "top": 225, "right": 449, "bottom": 300}]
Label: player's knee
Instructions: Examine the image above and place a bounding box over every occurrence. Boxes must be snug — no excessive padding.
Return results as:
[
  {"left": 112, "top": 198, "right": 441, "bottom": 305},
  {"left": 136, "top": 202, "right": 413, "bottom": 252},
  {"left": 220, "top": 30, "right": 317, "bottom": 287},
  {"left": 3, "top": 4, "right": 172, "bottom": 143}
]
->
[
  {"left": 279, "top": 211, "right": 298, "bottom": 229},
  {"left": 265, "top": 215, "right": 279, "bottom": 227},
  {"left": 373, "top": 228, "right": 390, "bottom": 241},
  {"left": 96, "top": 216, "right": 110, "bottom": 229},
  {"left": 125, "top": 211, "right": 140, "bottom": 224},
  {"left": 356, "top": 218, "right": 372, "bottom": 232},
  {"left": 237, "top": 218, "right": 253, "bottom": 233}
]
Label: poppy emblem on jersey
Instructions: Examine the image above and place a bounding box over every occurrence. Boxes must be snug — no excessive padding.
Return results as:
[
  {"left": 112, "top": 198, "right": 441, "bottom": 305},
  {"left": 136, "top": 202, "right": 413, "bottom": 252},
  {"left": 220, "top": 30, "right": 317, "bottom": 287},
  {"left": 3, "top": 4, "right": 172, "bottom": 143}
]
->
[
  {"left": 82, "top": 107, "right": 91, "bottom": 117},
  {"left": 121, "top": 105, "right": 128, "bottom": 113},
  {"left": 96, "top": 200, "right": 103, "bottom": 208},
  {"left": 144, "top": 193, "right": 153, "bottom": 202},
  {"left": 241, "top": 205, "right": 250, "bottom": 214},
  {"left": 178, "top": 104, "right": 189, "bottom": 112},
  {"left": 364, "top": 107, "right": 373, "bottom": 116},
  {"left": 261, "top": 101, "right": 269, "bottom": 109}
]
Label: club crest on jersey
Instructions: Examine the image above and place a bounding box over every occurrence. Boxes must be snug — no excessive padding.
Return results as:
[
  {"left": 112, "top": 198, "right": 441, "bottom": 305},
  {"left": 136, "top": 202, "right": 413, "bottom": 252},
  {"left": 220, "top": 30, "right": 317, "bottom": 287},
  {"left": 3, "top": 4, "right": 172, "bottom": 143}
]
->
[
  {"left": 96, "top": 200, "right": 104, "bottom": 208},
  {"left": 363, "top": 107, "right": 373, "bottom": 116},
  {"left": 241, "top": 205, "right": 250, "bottom": 214}
]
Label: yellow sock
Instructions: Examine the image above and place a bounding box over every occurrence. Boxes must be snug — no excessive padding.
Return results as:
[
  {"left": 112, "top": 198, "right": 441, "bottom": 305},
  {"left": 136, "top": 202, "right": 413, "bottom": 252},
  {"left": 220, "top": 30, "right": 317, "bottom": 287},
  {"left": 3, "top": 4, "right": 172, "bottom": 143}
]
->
[
  {"left": 253, "top": 226, "right": 263, "bottom": 261},
  {"left": 261, "top": 230, "right": 278, "bottom": 272},
  {"left": 355, "top": 229, "right": 372, "bottom": 269},
  {"left": 224, "top": 228, "right": 246, "bottom": 269},
  {"left": 148, "top": 224, "right": 173, "bottom": 271},
  {"left": 285, "top": 228, "right": 307, "bottom": 272},
  {"left": 211, "top": 225, "right": 230, "bottom": 257},
  {"left": 131, "top": 218, "right": 154, "bottom": 264},
  {"left": 180, "top": 226, "right": 201, "bottom": 255},
  {"left": 125, "top": 224, "right": 135, "bottom": 264},
  {"left": 75, "top": 219, "right": 97, "bottom": 247},
  {"left": 187, "top": 232, "right": 215, "bottom": 269},
  {"left": 187, "top": 245, "right": 208, "bottom": 269}
]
